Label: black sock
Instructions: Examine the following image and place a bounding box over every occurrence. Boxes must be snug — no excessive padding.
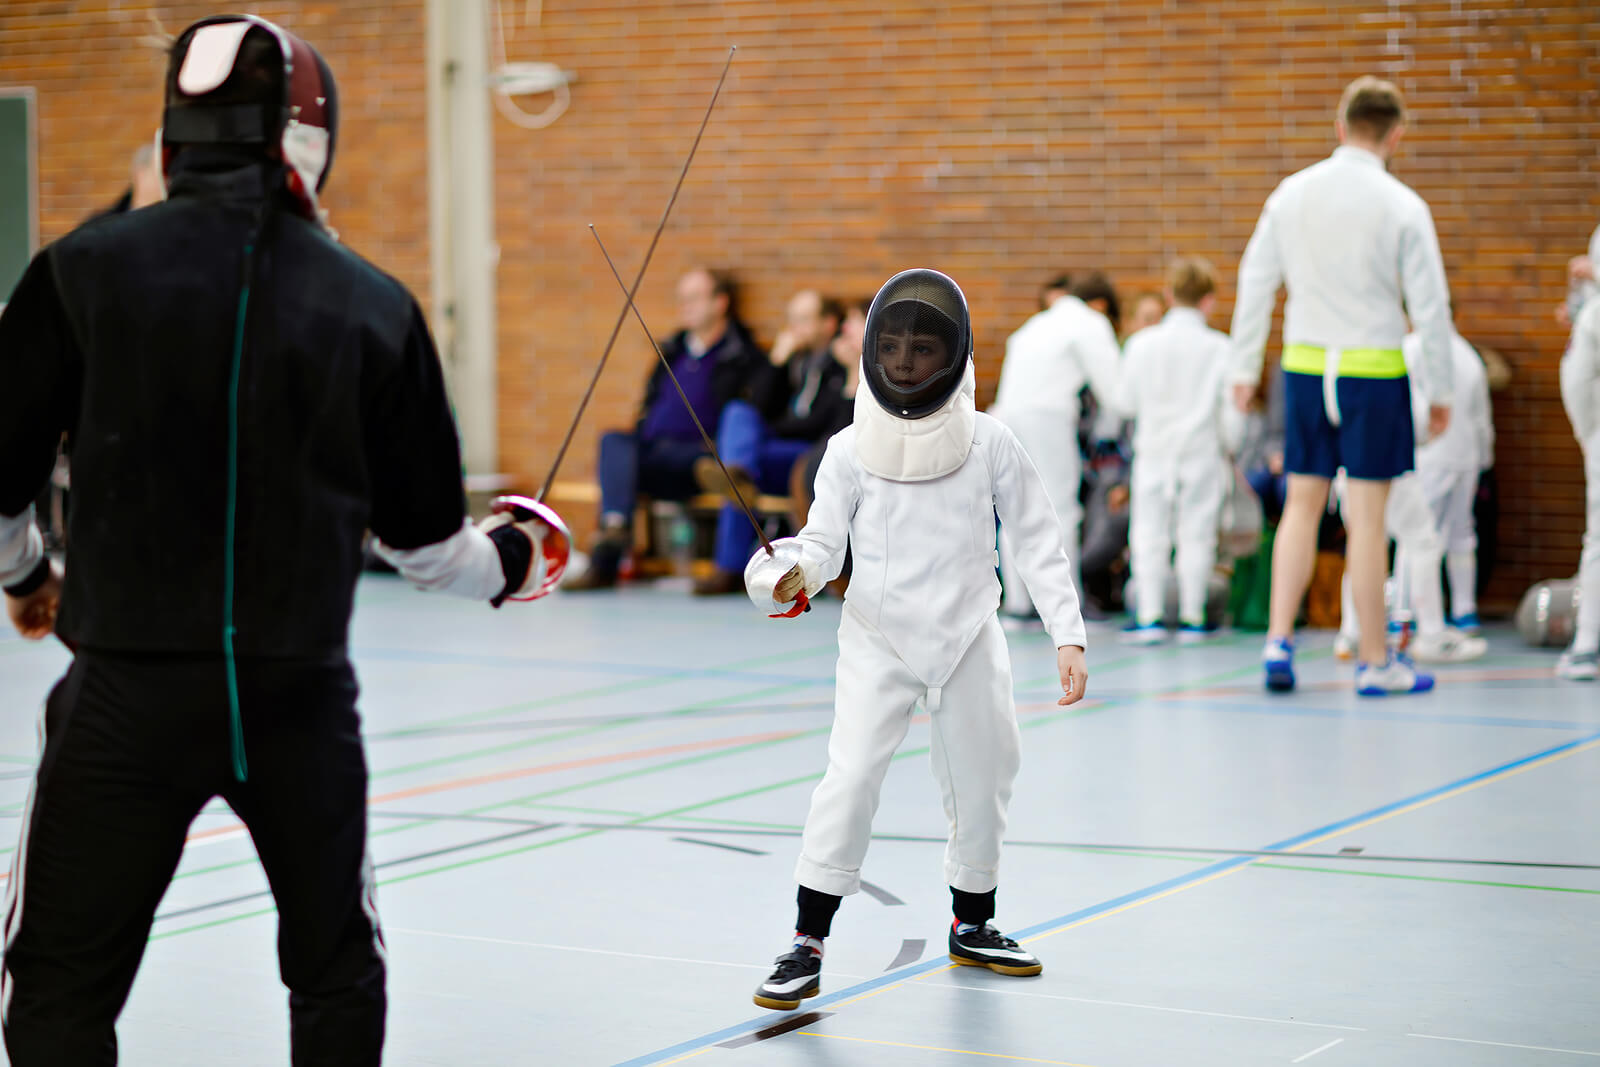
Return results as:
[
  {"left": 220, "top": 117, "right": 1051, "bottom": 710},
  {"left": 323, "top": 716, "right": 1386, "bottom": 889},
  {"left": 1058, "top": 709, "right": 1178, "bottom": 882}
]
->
[
  {"left": 795, "top": 885, "right": 842, "bottom": 938},
  {"left": 951, "top": 886, "right": 996, "bottom": 927}
]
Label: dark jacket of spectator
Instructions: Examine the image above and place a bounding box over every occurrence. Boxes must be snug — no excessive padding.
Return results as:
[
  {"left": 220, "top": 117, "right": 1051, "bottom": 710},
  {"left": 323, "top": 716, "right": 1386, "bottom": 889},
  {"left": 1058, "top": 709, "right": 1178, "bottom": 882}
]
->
[
  {"left": 635, "top": 319, "right": 764, "bottom": 439},
  {"left": 750, "top": 347, "right": 851, "bottom": 442}
]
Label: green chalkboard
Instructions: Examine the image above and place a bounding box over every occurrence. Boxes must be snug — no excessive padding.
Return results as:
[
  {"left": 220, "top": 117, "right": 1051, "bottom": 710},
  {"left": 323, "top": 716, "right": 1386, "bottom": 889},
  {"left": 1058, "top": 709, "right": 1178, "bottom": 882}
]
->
[{"left": 0, "top": 89, "right": 38, "bottom": 306}]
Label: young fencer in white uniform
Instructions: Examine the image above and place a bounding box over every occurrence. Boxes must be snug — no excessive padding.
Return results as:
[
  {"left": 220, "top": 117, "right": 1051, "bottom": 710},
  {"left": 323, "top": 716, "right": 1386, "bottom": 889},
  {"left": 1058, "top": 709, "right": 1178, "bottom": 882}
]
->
[
  {"left": 1559, "top": 297, "right": 1600, "bottom": 680},
  {"left": 1117, "top": 257, "right": 1240, "bottom": 643},
  {"left": 742, "top": 269, "right": 1089, "bottom": 1009}
]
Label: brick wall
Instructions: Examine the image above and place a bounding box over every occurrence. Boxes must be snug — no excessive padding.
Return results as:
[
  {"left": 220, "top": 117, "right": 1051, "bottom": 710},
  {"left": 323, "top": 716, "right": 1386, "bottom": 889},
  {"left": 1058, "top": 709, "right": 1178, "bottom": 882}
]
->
[
  {"left": 4, "top": 2, "right": 1596, "bottom": 610},
  {"left": 0, "top": 1, "right": 430, "bottom": 311},
  {"left": 498, "top": 0, "right": 1598, "bottom": 609}
]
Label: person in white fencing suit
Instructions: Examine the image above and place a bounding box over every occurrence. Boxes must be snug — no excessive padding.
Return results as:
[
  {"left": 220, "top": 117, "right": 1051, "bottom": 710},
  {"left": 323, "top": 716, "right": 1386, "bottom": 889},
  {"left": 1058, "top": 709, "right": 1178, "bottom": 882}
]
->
[
  {"left": 989, "top": 272, "right": 1122, "bottom": 628},
  {"left": 1117, "top": 257, "right": 1241, "bottom": 644},
  {"left": 1558, "top": 295, "right": 1600, "bottom": 680},
  {"left": 1332, "top": 470, "right": 1487, "bottom": 664},
  {"left": 1405, "top": 318, "right": 1495, "bottom": 634},
  {"left": 1230, "top": 75, "right": 1454, "bottom": 697},
  {"left": 740, "top": 269, "right": 1088, "bottom": 1010},
  {"left": 0, "top": 16, "right": 565, "bottom": 1065}
]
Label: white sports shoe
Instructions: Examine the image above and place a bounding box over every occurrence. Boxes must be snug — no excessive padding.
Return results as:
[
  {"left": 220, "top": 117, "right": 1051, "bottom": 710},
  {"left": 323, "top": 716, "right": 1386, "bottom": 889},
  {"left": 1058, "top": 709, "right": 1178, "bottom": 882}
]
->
[
  {"left": 1355, "top": 654, "right": 1435, "bottom": 697},
  {"left": 1555, "top": 649, "right": 1599, "bottom": 681},
  {"left": 1408, "top": 628, "right": 1488, "bottom": 664}
]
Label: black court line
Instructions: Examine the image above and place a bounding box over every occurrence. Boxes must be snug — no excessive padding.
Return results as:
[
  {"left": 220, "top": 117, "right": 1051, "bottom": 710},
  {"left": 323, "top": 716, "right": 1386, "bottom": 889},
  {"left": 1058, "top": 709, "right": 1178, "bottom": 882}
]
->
[
  {"left": 154, "top": 825, "right": 559, "bottom": 922},
  {"left": 715, "top": 1012, "right": 833, "bottom": 1049},
  {"left": 672, "top": 836, "right": 769, "bottom": 856},
  {"left": 565, "top": 822, "right": 1600, "bottom": 872},
  {"left": 885, "top": 938, "right": 925, "bottom": 970},
  {"left": 858, "top": 880, "right": 905, "bottom": 906}
]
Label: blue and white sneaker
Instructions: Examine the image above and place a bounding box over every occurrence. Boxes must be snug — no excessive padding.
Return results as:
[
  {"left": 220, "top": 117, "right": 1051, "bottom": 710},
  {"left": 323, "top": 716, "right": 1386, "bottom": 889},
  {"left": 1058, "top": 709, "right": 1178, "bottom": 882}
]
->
[
  {"left": 1263, "top": 636, "right": 1295, "bottom": 692},
  {"left": 1355, "top": 653, "right": 1435, "bottom": 697},
  {"left": 1120, "top": 621, "right": 1167, "bottom": 646},
  {"left": 1450, "top": 612, "right": 1482, "bottom": 636},
  {"left": 1177, "top": 621, "right": 1217, "bottom": 645}
]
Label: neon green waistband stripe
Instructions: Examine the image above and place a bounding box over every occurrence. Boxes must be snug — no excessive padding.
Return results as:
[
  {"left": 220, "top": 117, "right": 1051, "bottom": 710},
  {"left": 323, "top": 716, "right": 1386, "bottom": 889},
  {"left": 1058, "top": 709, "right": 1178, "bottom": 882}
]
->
[{"left": 1281, "top": 343, "right": 1406, "bottom": 378}]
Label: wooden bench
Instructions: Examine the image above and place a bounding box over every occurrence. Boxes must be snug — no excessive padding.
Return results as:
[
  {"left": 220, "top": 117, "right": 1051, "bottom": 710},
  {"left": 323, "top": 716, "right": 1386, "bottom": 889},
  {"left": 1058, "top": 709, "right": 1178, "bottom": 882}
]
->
[{"left": 545, "top": 480, "right": 794, "bottom": 578}]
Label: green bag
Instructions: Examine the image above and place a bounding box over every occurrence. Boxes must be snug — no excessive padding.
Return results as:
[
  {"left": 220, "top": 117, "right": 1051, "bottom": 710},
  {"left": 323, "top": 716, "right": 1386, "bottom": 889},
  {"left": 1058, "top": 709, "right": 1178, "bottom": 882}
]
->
[{"left": 1228, "top": 525, "right": 1275, "bottom": 632}]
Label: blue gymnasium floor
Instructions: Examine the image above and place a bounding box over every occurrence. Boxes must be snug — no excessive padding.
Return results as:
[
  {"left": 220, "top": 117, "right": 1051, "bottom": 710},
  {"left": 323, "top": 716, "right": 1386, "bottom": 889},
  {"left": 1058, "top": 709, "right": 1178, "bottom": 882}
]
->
[{"left": 1, "top": 576, "right": 1597, "bottom": 1066}]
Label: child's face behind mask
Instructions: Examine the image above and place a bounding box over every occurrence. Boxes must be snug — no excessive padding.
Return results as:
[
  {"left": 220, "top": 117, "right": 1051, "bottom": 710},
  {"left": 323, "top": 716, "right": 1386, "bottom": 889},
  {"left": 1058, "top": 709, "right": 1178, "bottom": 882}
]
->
[{"left": 875, "top": 330, "right": 950, "bottom": 389}]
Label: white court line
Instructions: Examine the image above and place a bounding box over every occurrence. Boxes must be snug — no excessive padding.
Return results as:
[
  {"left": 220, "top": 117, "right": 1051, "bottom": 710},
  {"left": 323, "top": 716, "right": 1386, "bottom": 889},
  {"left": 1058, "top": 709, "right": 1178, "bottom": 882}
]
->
[
  {"left": 385, "top": 926, "right": 870, "bottom": 979},
  {"left": 922, "top": 982, "right": 1366, "bottom": 1032},
  {"left": 1409, "top": 1033, "right": 1600, "bottom": 1058},
  {"left": 1291, "top": 1037, "right": 1344, "bottom": 1062}
]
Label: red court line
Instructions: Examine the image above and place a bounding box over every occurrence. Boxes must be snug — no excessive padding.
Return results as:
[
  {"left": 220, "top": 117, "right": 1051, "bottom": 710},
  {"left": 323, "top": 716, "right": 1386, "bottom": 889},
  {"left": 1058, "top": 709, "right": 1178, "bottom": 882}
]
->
[{"left": 0, "top": 727, "right": 807, "bottom": 880}]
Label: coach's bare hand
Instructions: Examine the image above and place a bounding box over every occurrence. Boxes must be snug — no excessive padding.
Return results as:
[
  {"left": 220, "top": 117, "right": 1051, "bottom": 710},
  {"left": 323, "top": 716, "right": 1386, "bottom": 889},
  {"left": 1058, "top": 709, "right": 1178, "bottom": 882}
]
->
[
  {"left": 5, "top": 561, "right": 63, "bottom": 640},
  {"left": 1427, "top": 404, "right": 1451, "bottom": 440},
  {"left": 1057, "top": 644, "right": 1087, "bottom": 706}
]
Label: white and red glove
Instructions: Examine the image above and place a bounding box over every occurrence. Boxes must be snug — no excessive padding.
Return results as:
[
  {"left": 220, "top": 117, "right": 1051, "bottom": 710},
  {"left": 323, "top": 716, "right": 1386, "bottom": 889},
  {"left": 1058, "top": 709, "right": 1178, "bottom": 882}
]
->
[{"left": 479, "top": 495, "right": 571, "bottom": 602}]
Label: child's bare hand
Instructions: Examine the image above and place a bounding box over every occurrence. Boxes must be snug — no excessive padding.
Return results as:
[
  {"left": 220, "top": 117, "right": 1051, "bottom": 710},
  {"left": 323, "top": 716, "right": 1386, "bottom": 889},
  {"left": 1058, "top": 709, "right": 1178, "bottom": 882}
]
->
[
  {"left": 6, "top": 561, "right": 63, "bottom": 641},
  {"left": 1057, "top": 644, "right": 1087, "bottom": 705},
  {"left": 773, "top": 565, "right": 806, "bottom": 604}
]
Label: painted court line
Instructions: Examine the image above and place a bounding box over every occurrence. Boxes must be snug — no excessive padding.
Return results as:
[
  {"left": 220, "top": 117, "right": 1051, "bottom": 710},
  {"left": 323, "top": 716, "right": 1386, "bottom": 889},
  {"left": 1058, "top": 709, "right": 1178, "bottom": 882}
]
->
[
  {"left": 1290, "top": 1037, "right": 1345, "bottom": 1062},
  {"left": 1407, "top": 1033, "right": 1600, "bottom": 1057},
  {"left": 614, "top": 728, "right": 1600, "bottom": 1066},
  {"left": 385, "top": 927, "right": 870, "bottom": 979},
  {"left": 939, "top": 984, "right": 1365, "bottom": 1033},
  {"left": 795, "top": 1030, "right": 1098, "bottom": 1065}
]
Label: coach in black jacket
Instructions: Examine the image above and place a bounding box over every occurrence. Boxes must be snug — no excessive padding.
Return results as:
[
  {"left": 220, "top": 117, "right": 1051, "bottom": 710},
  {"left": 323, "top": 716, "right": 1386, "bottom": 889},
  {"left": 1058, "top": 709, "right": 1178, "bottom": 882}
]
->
[{"left": 0, "top": 17, "right": 546, "bottom": 1066}]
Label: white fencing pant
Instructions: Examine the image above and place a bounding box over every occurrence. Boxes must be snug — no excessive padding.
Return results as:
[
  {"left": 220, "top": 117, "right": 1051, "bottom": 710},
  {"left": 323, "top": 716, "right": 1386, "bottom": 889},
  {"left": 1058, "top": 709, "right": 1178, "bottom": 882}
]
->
[
  {"left": 1128, "top": 456, "right": 1225, "bottom": 626},
  {"left": 796, "top": 608, "right": 1020, "bottom": 896},
  {"left": 994, "top": 408, "right": 1080, "bottom": 617},
  {"left": 1419, "top": 466, "right": 1480, "bottom": 618},
  {"left": 1575, "top": 448, "right": 1600, "bottom": 655}
]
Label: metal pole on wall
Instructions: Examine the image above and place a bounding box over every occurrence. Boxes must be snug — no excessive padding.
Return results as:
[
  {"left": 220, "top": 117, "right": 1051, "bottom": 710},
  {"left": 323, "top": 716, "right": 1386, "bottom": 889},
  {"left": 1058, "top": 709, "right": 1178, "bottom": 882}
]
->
[{"left": 426, "top": 0, "right": 499, "bottom": 477}]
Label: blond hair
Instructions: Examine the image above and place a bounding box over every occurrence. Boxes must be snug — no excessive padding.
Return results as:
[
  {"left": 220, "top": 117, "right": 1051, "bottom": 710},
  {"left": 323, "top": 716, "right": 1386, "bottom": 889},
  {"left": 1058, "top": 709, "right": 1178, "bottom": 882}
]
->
[
  {"left": 1339, "top": 76, "right": 1406, "bottom": 140},
  {"left": 1168, "top": 257, "right": 1217, "bottom": 306}
]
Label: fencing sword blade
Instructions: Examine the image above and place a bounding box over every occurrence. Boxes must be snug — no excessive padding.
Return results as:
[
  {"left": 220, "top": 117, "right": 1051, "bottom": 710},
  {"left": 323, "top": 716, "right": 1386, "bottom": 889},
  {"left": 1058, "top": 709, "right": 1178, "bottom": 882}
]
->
[
  {"left": 587, "top": 224, "right": 775, "bottom": 557},
  {"left": 534, "top": 46, "right": 737, "bottom": 503}
]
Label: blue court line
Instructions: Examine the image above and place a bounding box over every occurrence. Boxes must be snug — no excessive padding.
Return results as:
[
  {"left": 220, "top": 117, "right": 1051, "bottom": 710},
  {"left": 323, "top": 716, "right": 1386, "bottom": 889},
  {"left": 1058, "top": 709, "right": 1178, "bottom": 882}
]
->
[{"left": 613, "top": 726, "right": 1600, "bottom": 1067}]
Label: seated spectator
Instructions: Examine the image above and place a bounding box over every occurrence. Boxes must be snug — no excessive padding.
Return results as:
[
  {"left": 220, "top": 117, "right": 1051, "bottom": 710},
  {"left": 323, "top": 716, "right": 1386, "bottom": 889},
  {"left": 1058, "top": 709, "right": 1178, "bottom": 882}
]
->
[
  {"left": 693, "top": 290, "right": 848, "bottom": 594},
  {"left": 791, "top": 297, "right": 870, "bottom": 526},
  {"left": 564, "top": 267, "right": 763, "bottom": 590}
]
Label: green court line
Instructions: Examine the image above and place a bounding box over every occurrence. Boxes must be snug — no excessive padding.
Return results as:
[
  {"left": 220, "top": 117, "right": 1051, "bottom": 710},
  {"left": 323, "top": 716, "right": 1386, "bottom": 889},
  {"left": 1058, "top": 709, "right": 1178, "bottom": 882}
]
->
[
  {"left": 372, "top": 681, "right": 805, "bottom": 781},
  {"left": 401, "top": 642, "right": 838, "bottom": 733},
  {"left": 152, "top": 702, "right": 1111, "bottom": 936},
  {"left": 1253, "top": 861, "right": 1600, "bottom": 895}
]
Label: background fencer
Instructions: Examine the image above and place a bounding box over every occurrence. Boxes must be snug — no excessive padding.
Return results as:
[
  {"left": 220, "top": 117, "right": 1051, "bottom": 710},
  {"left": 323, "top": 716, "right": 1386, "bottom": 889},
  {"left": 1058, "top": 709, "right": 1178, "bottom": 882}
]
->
[
  {"left": 743, "top": 269, "right": 1089, "bottom": 1011},
  {"left": 989, "top": 270, "right": 1121, "bottom": 627},
  {"left": 0, "top": 17, "right": 565, "bottom": 1065},
  {"left": 1558, "top": 297, "right": 1600, "bottom": 680},
  {"left": 1117, "top": 257, "right": 1240, "bottom": 644},
  {"left": 1404, "top": 318, "right": 1495, "bottom": 635}
]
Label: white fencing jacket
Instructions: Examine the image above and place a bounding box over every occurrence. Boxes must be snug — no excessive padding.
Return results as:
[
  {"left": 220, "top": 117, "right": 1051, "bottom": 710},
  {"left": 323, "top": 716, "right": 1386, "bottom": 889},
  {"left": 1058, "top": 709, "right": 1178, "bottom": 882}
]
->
[
  {"left": 1404, "top": 330, "right": 1494, "bottom": 472},
  {"left": 1564, "top": 300, "right": 1600, "bottom": 455},
  {"left": 1230, "top": 145, "right": 1453, "bottom": 404},
  {"left": 749, "top": 368, "right": 1087, "bottom": 687},
  {"left": 992, "top": 294, "right": 1122, "bottom": 419},
  {"left": 1117, "top": 307, "right": 1241, "bottom": 479}
]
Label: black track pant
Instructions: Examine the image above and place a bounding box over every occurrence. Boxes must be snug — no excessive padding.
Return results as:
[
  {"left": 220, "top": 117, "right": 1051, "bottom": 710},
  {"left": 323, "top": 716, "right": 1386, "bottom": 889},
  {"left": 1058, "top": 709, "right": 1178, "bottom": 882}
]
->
[{"left": 1, "top": 651, "right": 386, "bottom": 1066}]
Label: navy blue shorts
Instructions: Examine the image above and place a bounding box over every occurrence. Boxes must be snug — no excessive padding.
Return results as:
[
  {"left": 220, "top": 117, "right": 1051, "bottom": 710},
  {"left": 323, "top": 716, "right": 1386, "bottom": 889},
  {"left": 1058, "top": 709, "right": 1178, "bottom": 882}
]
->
[{"left": 1282, "top": 370, "right": 1415, "bottom": 481}]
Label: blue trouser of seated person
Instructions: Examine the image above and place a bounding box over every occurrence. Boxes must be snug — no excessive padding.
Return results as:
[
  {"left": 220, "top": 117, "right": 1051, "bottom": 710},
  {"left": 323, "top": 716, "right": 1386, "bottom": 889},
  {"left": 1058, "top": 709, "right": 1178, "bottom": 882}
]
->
[
  {"left": 712, "top": 400, "right": 810, "bottom": 573},
  {"left": 598, "top": 431, "right": 708, "bottom": 524}
]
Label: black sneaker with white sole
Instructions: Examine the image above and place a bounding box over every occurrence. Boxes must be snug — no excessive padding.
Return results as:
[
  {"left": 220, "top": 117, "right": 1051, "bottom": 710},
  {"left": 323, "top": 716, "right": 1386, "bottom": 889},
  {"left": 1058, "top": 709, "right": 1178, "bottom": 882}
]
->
[
  {"left": 948, "top": 922, "right": 1042, "bottom": 976},
  {"left": 752, "top": 946, "right": 822, "bottom": 1010}
]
